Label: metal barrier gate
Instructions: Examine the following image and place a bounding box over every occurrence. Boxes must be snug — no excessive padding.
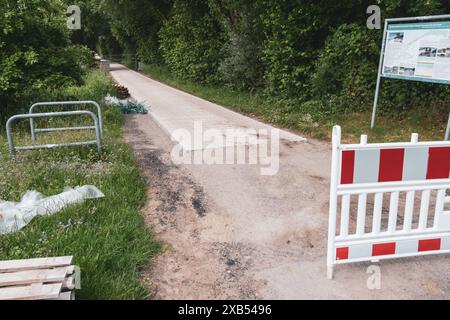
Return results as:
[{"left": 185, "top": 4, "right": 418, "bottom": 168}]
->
[
  {"left": 29, "top": 101, "right": 103, "bottom": 141},
  {"left": 6, "top": 111, "right": 102, "bottom": 156},
  {"left": 327, "top": 126, "right": 450, "bottom": 279}
]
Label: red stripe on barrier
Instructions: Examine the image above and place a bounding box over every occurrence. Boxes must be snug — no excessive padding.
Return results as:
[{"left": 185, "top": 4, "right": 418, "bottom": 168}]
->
[
  {"left": 418, "top": 239, "right": 441, "bottom": 252},
  {"left": 341, "top": 151, "right": 355, "bottom": 184},
  {"left": 378, "top": 149, "right": 405, "bottom": 182},
  {"left": 336, "top": 247, "right": 349, "bottom": 260},
  {"left": 372, "top": 243, "right": 396, "bottom": 256},
  {"left": 426, "top": 147, "right": 450, "bottom": 180}
]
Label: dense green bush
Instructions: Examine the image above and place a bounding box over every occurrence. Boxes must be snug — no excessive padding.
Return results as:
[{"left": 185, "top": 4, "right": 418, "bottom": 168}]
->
[
  {"left": 209, "top": 1, "right": 265, "bottom": 91},
  {"left": 0, "top": 0, "right": 93, "bottom": 122},
  {"left": 80, "top": 0, "right": 450, "bottom": 117},
  {"left": 310, "top": 24, "right": 380, "bottom": 112},
  {"left": 309, "top": 0, "right": 450, "bottom": 115},
  {"left": 91, "top": 0, "right": 171, "bottom": 63},
  {"left": 257, "top": 0, "right": 371, "bottom": 97},
  {"left": 159, "top": 0, "right": 225, "bottom": 83}
]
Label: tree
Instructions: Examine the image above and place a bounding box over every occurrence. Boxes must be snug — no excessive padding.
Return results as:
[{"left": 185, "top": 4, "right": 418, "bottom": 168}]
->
[
  {"left": 0, "top": 0, "right": 91, "bottom": 120},
  {"left": 95, "top": 0, "right": 171, "bottom": 63},
  {"left": 159, "top": 0, "right": 225, "bottom": 83}
]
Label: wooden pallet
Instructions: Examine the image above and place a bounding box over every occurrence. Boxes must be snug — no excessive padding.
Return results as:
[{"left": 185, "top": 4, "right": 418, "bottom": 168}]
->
[{"left": 0, "top": 256, "right": 76, "bottom": 300}]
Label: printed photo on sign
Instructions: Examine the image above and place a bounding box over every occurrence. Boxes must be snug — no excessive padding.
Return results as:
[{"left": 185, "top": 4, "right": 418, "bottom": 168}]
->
[
  {"left": 384, "top": 66, "right": 399, "bottom": 74},
  {"left": 418, "top": 47, "right": 437, "bottom": 58},
  {"left": 388, "top": 32, "right": 404, "bottom": 43},
  {"left": 437, "top": 47, "right": 450, "bottom": 58},
  {"left": 399, "top": 66, "right": 415, "bottom": 76}
]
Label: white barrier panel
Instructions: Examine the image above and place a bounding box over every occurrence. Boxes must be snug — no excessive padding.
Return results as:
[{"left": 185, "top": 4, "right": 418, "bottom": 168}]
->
[{"left": 327, "top": 126, "right": 450, "bottom": 279}]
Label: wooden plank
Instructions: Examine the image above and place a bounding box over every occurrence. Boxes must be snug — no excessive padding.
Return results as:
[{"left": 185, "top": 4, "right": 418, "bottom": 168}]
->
[
  {"left": 64, "top": 266, "right": 75, "bottom": 276},
  {"left": 49, "top": 291, "right": 75, "bottom": 300},
  {"left": 0, "top": 267, "right": 69, "bottom": 288},
  {"left": 0, "top": 283, "right": 62, "bottom": 300},
  {"left": 0, "top": 257, "right": 73, "bottom": 273},
  {"left": 62, "top": 276, "right": 75, "bottom": 291}
]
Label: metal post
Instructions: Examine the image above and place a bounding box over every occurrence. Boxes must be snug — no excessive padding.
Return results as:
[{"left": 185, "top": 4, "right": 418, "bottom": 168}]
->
[
  {"left": 30, "top": 116, "right": 36, "bottom": 142},
  {"left": 6, "top": 118, "right": 16, "bottom": 156},
  {"left": 445, "top": 111, "right": 450, "bottom": 141},
  {"left": 92, "top": 112, "right": 102, "bottom": 153},
  {"left": 371, "top": 20, "right": 388, "bottom": 129}
]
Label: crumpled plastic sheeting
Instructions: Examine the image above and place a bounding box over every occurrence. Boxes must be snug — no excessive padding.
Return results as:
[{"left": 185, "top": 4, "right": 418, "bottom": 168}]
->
[
  {"left": 0, "top": 186, "right": 104, "bottom": 234},
  {"left": 105, "top": 94, "right": 123, "bottom": 106}
]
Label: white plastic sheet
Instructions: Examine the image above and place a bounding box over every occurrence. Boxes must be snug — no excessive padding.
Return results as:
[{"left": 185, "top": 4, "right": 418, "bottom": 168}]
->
[
  {"left": 0, "top": 186, "right": 104, "bottom": 234},
  {"left": 105, "top": 94, "right": 126, "bottom": 106}
]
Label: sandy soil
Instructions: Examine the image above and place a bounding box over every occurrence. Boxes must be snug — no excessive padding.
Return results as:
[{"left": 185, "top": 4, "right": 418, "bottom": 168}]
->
[{"left": 124, "top": 116, "right": 262, "bottom": 299}]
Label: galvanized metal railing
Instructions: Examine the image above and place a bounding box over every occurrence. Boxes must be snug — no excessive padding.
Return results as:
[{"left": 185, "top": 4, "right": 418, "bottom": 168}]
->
[
  {"left": 29, "top": 101, "right": 103, "bottom": 142},
  {"left": 6, "top": 111, "right": 102, "bottom": 156}
]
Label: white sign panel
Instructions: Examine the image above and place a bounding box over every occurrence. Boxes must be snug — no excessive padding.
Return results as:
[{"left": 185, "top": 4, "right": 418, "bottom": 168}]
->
[{"left": 382, "top": 21, "right": 450, "bottom": 84}]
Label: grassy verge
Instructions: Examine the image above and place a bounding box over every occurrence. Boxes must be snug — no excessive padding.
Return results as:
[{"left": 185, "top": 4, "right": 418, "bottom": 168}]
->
[
  {"left": 0, "top": 70, "right": 160, "bottom": 299},
  {"left": 142, "top": 65, "right": 448, "bottom": 143}
]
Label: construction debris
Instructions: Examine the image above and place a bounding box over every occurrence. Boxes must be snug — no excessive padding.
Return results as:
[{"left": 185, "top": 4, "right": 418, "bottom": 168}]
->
[
  {"left": 105, "top": 95, "right": 148, "bottom": 114},
  {"left": 113, "top": 84, "right": 130, "bottom": 99},
  {"left": 0, "top": 186, "right": 104, "bottom": 234},
  {"left": 0, "top": 256, "right": 76, "bottom": 300}
]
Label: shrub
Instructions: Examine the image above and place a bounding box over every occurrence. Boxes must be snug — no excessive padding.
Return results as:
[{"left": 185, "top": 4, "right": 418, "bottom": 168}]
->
[
  {"left": 0, "top": 0, "right": 93, "bottom": 122},
  {"left": 310, "top": 24, "right": 379, "bottom": 112},
  {"left": 159, "top": 0, "right": 225, "bottom": 84}
]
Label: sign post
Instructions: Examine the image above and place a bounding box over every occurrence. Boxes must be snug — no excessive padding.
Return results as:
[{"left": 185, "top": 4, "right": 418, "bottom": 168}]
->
[
  {"left": 371, "top": 14, "right": 450, "bottom": 140},
  {"left": 371, "top": 20, "right": 389, "bottom": 129},
  {"left": 446, "top": 112, "right": 450, "bottom": 140}
]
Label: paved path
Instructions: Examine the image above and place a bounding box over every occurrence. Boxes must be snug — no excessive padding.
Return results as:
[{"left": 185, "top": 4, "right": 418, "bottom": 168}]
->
[
  {"left": 110, "top": 64, "right": 304, "bottom": 151},
  {"left": 111, "top": 64, "right": 450, "bottom": 300}
]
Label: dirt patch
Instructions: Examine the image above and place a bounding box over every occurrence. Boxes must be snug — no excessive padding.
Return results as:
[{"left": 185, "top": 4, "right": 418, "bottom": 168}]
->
[
  {"left": 123, "top": 115, "right": 261, "bottom": 299},
  {"left": 214, "top": 242, "right": 259, "bottom": 299},
  {"left": 191, "top": 190, "right": 207, "bottom": 217}
]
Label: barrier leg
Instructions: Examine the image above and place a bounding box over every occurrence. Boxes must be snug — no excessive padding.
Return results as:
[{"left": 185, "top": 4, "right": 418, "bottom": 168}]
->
[
  {"left": 327, "top": 265, "right": 334, "bottom": 280},
  {"left": 30, "top": 117, "right": 36, "bottom": 142},
  {"left": 327, "top": 126, "right": 341, "bottom": 280},
  {"left": 6, "top": 117, "right": 16, "bottom": 157}
]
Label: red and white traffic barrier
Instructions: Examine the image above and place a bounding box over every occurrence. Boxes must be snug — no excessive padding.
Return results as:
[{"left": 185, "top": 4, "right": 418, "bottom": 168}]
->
[{"left": 327, "top": 126, "right": 450, "bottom": 279}]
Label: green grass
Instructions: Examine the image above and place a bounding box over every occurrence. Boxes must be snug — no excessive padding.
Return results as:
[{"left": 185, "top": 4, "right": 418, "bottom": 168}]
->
[
  {"left": 0, "top": 70, "right": 161, "bottom": 299},
  {"left": 142, "top": 65, "right": 448, "bottom": 143}
]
